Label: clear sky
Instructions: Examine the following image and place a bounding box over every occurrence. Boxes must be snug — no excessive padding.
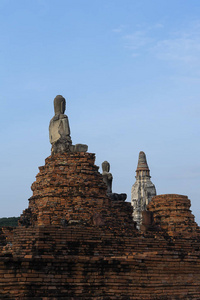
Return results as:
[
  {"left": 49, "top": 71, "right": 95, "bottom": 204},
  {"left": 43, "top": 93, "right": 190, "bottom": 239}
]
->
[{"left": 0, "top": 0, "right": 200, "bottom": 224}]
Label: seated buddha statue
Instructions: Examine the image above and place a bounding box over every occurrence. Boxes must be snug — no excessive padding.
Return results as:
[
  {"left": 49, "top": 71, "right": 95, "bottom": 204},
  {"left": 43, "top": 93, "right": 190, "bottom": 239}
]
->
[{"left": 49, "top": 95, "right": 72, "bottom": 154}]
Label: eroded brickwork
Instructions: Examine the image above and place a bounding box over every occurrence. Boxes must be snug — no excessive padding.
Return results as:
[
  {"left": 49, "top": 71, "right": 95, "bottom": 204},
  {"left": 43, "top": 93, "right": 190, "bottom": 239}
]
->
[
  {"left": 0, "top": 153, "right": 200, "bottom": 299},
  {"left": 147, "top": 194, "right": 200, "bottom": 237},
  {"left": 29, "top": 152, "right": 109, "bottom": 226},
  {"left": 1, "top": 224, "right": 200, "bottom": 299},
  {"left": 21, "top": 152, "right": 134, "bottom": 232}
]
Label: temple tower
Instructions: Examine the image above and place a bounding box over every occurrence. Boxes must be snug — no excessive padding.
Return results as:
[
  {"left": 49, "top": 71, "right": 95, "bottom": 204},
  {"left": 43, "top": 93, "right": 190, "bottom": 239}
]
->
[{"left": 131, "top": 151, "right": 156, "bottom": 229}]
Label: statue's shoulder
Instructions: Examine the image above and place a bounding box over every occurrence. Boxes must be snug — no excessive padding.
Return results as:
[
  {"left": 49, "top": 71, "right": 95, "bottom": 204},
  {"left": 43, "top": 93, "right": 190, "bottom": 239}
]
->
[{"left": 50, "top": 114, "right": 68, "bottom": 123}]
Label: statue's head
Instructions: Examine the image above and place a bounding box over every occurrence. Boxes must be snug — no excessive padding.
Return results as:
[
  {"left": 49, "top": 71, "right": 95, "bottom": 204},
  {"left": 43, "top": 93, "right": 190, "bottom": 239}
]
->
[
  {"left": 102, "top": 161, "right": 110, "bottom": 172},
  {"left": 54, "top": 95, "right": 66, "bottom": 115}
]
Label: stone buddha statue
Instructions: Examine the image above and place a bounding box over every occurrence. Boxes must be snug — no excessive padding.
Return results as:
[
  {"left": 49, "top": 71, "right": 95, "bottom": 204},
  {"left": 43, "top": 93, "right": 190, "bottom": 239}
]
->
[
  {"left": 102, "top": 161, "right": 127, "bottom": 202},
  {"left": 49, "top": 95, "right": 72, "bottom": 154},
  {"left": 102, "top": 161, "right": 113, "bottom": 194}
]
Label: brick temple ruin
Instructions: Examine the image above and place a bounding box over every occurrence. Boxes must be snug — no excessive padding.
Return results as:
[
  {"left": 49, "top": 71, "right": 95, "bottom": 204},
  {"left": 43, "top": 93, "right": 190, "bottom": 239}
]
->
[{"left": 0, "top": 95, "right": 200, "bottom": 299}]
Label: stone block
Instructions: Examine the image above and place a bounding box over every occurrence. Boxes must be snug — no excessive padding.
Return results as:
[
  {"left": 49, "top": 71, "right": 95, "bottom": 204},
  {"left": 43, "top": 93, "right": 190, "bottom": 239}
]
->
[{"left": 75, "top": 144, "right": 88, "bottom": 152}]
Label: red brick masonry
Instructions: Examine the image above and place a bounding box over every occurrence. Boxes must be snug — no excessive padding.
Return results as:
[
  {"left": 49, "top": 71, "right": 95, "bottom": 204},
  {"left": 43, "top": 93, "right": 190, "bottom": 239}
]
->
[{"left": 0, "top": 152, "right": 200, "bottom": 299}]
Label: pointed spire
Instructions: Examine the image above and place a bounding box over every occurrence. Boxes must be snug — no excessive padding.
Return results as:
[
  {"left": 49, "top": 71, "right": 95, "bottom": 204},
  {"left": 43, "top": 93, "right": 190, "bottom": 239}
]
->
[
  {"left": 136, "top": 151, "right": 150, "bottom": 177},
  {"left": 131, "top": 151, "right": 156, "bottom": 229}
]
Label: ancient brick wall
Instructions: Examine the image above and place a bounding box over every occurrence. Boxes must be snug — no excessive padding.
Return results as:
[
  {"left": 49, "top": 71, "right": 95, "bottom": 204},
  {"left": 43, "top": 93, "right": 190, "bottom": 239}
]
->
[
  {"left": 147, "top": 194, "right": 200, "bottom": 237},
  {"left": 28, "top": 152, "right": 109, "bottom": 226},
  {"left": 0, "top": 153, "right": 200, "bottom": 299},
  {"left": 21, "top": 152, "right": 134, "bottom": 232},
  {"left": 0, "top": 225, "right": 200, "bottom": 299}
]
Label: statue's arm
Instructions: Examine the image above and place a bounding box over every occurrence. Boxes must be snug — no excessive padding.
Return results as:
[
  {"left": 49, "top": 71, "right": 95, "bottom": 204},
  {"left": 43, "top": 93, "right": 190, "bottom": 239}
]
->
[
  {"left": 66, "top": 116, "right": 70, "bottom": 135},
  {"left": 61, "top": 116, "right": 70, "bottom": 136}
]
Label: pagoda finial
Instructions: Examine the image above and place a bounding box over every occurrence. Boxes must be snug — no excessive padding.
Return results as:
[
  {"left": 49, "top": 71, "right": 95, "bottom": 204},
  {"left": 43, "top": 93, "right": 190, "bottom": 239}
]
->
[{"left": 136, "top": 151, "right": 150, "bottom": 177}]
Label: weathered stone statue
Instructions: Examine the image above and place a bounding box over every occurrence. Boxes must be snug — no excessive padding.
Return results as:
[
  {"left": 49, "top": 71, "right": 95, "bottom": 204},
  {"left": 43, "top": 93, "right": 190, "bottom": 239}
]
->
[
  {"left": 101, "top": 161, "right": 127, "bottom": 201},
  {"left": 49, "top": 95, "right": 72, "bottom": 154},
  {"left": 102, "top": 161, "right": 113, "bottom": 193},
  {"left": 49, "top": 95, "right": 88, "bottom": 154},
  {"left": 131, "top": 151, "right": 156, "bottom": 229}
]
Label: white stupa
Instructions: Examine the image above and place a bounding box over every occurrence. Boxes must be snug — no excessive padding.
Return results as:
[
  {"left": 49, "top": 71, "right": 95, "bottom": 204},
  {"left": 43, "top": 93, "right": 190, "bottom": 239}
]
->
[{"left": 131, "top": 151, "right": 156, "bottom": 229}]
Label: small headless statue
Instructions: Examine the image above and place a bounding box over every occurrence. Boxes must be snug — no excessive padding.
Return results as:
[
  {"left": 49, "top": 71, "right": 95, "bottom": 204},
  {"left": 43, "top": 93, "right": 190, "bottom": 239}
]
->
[{"left": 49, "top": 95, "right": 72, "bottom": 154}]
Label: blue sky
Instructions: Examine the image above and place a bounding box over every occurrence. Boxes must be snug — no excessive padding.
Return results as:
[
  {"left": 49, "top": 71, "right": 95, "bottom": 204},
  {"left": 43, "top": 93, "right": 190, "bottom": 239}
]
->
[{"left": 0, "top": 0, "right": 200, "bottom": 224}]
